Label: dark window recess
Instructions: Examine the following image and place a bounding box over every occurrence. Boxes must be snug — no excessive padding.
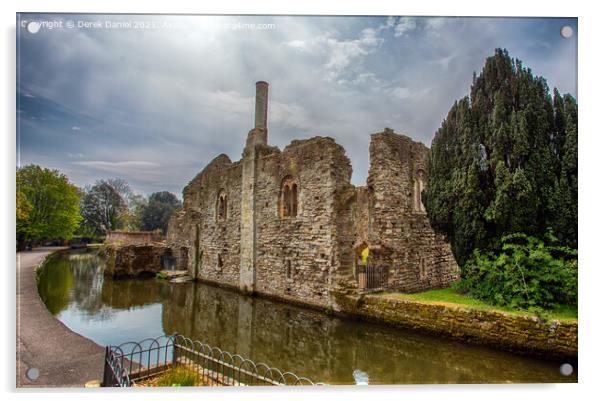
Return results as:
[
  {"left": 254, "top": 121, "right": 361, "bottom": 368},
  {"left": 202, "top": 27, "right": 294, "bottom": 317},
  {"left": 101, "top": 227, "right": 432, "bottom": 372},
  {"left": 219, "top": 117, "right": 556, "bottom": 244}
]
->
[
  {"left": 217, "top": 191, "right": 227, "bottom": 220},
  {"left": 280, "top": 177, "right": 299, "bottom": 218}
]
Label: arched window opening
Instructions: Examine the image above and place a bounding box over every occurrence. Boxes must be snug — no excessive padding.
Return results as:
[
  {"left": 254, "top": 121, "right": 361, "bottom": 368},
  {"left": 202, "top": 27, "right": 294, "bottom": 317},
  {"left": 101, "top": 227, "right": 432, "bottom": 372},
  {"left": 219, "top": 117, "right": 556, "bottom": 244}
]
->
[
  {"left": 285, "top": 260, "right": 292, "bottom": 279},
  {"left": 280, "top": 177, "right": 299, "bottom": 218},
  {"left": 217, "top": 253, "right": 223, "bottom": 269},
  {"left": 283, "top": 185, "right": 291, "bottom": 217},
  {"left": 217, "top": 190, "right": 227, "bottom": 221},
  {"left": 291, "top": 183, "right": 298, "bottom": 216},
  {"left": 414, "top": 170, "right": 426, "bottom": 213}
]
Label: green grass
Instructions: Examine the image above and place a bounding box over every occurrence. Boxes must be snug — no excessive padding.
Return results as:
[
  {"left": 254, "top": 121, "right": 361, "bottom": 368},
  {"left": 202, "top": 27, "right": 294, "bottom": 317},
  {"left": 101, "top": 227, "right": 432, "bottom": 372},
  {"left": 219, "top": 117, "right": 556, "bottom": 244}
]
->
[
  {"left": 156, "top": 366, "right": 199, "bottom": 387},
  {"left": 377, "top": 288, "right": 577, "bottom": 322}
]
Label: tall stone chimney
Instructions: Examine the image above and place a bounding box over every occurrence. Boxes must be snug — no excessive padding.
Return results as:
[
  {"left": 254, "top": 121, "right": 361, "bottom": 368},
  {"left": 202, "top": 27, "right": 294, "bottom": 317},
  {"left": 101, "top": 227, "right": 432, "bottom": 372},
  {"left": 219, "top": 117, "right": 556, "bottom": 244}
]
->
[
  {"left": 240, "top": 81, "right": 269, "bottom": 293},
  {"left": 254, "top": 81, "right": 269, "bottom": 129}
]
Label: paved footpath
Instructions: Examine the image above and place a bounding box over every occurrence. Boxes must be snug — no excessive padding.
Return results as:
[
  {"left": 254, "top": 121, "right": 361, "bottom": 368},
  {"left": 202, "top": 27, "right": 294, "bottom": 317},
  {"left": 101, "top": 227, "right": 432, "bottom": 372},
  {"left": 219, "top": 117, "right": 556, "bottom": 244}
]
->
[{"left": 16, "top": 247, "right": 105, "bottom": 387}]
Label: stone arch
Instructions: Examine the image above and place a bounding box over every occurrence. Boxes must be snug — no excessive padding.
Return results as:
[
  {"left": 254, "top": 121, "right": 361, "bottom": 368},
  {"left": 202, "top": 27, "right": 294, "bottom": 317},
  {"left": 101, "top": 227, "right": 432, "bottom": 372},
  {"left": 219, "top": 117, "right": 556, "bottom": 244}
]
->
[
  {"left": 280, "top": 176, "right": 299, "bottom": 218},
  {"left": 291, "top": 183, "right": 298, "bottom": 216},
  {"left": 352, "top": 241, "right": 370, "bottom": 283},
  {"left": 216, "top": 189, "right": 227, "bottom": 221},
  {"left": 414, "top": 169, "right": 426, "bottom": 213}
]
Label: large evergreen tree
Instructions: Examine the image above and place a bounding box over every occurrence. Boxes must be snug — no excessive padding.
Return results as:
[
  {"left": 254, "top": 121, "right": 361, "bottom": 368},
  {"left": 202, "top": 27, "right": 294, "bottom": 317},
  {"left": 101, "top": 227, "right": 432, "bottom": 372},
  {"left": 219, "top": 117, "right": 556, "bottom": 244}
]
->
[{"left": 425, "top": 49, "right": 577, "bottom": 266}]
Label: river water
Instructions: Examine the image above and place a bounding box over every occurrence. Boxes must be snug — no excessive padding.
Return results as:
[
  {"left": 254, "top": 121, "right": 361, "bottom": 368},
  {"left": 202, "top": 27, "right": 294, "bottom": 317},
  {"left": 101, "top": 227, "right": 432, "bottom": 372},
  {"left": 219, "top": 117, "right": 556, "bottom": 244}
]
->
[{"left": 36, "top": 249, "right": 576, "bottom": 384}]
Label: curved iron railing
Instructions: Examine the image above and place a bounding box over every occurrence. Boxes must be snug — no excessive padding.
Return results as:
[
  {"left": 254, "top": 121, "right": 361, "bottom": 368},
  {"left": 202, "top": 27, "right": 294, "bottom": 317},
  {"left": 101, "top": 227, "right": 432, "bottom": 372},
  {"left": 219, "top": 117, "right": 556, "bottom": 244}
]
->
[{"left": 103, "top": 333, "right": 321, "bottom": 387}]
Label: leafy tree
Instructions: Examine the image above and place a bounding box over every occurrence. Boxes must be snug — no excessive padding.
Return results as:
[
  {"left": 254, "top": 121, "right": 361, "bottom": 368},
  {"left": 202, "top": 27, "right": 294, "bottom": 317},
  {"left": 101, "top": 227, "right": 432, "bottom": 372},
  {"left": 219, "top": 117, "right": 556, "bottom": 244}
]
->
[
  {"left": 140, "top": 191, "right": 182, "bottom": 234},
  {"left": 16, "top": 165, "right": 81, "bottom": 250},
  {"left": 79, "top": 180, "right": 128, "bottom": 236},
  {"left": 425, "top": 49, "right": 578, "bottom": 266},
  {"left": 16, "top": 178, "right": 31, "bottom": 224},
  {"left": 121, "top": 194, "right": 147, "bottom": 231},
  {"left": 106, "top": 177, "right": 134, "bottom": 206}
]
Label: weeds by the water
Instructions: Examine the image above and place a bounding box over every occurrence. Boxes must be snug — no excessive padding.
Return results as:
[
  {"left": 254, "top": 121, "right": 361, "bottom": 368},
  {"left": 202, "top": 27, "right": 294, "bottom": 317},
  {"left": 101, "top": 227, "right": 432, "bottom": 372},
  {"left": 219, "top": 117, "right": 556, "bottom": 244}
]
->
[
  {"left": 155, "top": 366, "right": 200, "bottom": 386},
  {"left": 133, "top": 365, "right": 219, "bottom": 387}
]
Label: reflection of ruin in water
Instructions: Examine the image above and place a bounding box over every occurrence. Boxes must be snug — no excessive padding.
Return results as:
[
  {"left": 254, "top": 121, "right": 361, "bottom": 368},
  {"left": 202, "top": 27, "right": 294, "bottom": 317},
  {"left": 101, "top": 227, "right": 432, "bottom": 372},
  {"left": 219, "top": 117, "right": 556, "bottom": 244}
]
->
[{"left": 38, "top": 250, "right": 576, "bottom": 385}]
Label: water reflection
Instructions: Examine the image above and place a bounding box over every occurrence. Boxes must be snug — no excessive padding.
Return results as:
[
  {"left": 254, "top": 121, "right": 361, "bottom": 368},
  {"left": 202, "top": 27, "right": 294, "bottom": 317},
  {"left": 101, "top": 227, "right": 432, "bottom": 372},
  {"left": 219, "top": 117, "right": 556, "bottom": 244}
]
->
[
  {"left": 353, "top": 370, "right": 369, "bottom": 385},
  {"left": 37, "top": 249, "right": 577, "bottom": 384},
  {"left": 37, "top": 253, "right": 74, "bottom": 315}
]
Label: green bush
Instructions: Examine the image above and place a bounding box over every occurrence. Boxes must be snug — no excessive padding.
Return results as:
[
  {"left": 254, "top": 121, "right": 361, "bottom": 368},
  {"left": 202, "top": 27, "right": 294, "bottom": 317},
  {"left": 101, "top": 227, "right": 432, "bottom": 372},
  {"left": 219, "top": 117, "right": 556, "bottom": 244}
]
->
[
  {"left": 155, "top": 271, "right": 168, "bottom": 281},
  {"left": 454, "top": 232, "right": 577, "bottom": 311}
]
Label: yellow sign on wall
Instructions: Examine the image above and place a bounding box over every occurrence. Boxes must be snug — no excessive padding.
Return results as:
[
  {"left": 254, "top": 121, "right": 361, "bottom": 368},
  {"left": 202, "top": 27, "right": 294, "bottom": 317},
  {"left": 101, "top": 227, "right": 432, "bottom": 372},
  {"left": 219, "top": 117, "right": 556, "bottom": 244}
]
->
[{"left": 361, "top": 247, "right": 369, "bottom": 264}]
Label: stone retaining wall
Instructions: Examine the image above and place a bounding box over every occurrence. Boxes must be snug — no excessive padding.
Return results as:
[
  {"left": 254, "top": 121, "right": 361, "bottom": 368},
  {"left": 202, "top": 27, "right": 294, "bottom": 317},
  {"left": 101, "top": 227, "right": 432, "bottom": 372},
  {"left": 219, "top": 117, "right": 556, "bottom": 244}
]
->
[{"left": 331, "top": 292, "right": 577, "bottom": 359}]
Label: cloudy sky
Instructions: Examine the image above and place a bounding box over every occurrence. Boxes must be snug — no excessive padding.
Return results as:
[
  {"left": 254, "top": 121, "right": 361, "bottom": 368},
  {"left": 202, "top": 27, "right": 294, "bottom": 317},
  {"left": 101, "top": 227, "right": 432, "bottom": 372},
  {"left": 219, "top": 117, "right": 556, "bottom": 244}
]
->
[{"left": 17, "top": 14, "right": 577, "bottom": 196}]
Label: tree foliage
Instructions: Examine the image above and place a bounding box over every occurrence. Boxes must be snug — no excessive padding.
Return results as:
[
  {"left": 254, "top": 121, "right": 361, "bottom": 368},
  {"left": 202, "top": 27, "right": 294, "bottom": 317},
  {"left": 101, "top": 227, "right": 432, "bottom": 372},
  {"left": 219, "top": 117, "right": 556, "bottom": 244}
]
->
[
  {"left": 78, "top": 179, "right": 180, "bottom": 236},
  {"left": 140, "top": 191, "right": 182, "bottom": 234},
  {"left": 79, "top": 180, "right": 128, "bottom": 236},
  {"left": 425, "top": 49, "right": 578, "bottom": 266},
  {"left": 121, "top": 194, "right": 148, "bottom": 231},
  {"left": 16, "top": 165, "right": 81, "bottom": 249}
]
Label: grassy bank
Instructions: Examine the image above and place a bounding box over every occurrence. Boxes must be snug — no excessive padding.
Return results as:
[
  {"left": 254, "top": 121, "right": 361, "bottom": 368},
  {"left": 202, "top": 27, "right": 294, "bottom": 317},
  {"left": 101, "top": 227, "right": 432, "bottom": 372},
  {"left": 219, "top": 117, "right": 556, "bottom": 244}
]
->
[{"left": 376, "top": 288, "right": 577, "bottom": 322}]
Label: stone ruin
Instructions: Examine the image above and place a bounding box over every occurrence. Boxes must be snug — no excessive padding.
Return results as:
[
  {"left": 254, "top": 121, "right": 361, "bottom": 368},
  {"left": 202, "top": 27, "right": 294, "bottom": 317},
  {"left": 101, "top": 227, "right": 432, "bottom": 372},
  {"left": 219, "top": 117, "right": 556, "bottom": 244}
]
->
[
  {"left": 105, "top": 230, "right": 164, "bottom": 246},
  {"left": 166, "top": 81, "right": 459, "bottom": 309}
]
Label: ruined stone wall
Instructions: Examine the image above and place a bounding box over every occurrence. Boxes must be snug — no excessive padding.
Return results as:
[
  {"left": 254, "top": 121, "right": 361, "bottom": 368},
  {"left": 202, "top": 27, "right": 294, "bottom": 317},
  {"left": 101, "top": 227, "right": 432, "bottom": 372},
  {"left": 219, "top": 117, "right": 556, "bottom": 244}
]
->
[
  {"left": 105, "top": 231, "right": 163, "bottom": 245},
  {"left": 252, "top": 137, "right": 352, "bottom": 307},
  {"left": 103, "top": 243, "right": 171, "bottom": 278},
  {"left": 365, "top": 129, "right": 459, "bottom": 292},
  {"left": 167, "top": 154, "right": 243, "bottom": 286},
  {"left": 353, "top": 187, "right": 371, "bottom": 243},
  {"left": 167, "top": 127, "right": 460, "bottom": 302},
  {"left": 331, "top": 153, "right": 358, "bottom": 290}
]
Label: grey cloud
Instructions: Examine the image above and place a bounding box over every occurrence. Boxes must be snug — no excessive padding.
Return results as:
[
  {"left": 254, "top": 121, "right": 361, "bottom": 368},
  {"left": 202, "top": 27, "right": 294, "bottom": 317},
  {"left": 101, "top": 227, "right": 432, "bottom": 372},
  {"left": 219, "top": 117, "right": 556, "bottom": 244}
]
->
[
  {"left": 17, "top": 15, "right": 577, "bottom": 195},
  {"left": 393, "top": 17, "right": 417, "bottom": 37}
]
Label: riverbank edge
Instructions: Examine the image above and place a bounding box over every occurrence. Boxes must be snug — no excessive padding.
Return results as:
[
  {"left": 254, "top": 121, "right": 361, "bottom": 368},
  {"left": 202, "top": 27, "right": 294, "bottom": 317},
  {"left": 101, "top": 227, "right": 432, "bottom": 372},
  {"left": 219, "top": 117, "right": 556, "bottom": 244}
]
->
[
  {"left": 17, "top": 247, "right": 105, "bottom": 388},
  {"left": 194, "top": 275, "right": 577, "bottom": 360},
  {"left": 102, "top": 243, "right": 577, "bottom": 361},
  {"left": 329, "top": 291, "right": 577, "bottom": 361}
]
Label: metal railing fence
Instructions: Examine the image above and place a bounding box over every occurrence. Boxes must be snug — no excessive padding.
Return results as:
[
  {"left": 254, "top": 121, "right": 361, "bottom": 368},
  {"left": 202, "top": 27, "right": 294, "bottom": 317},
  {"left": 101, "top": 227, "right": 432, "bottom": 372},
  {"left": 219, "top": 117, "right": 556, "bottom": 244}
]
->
[
  {"left": 356, "top": 264, "right": 389, "bottom": 291},
  {"left": 103, "top": 333, "right": 321, "bottom": 387}
]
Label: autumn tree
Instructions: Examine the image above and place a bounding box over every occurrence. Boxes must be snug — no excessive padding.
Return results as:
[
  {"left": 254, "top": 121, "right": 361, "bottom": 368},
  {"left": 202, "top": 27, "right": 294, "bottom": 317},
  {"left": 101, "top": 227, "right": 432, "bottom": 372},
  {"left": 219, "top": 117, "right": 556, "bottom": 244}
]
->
[{"left": 16, "top": 165, "right": 81, "bottom": 250}]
